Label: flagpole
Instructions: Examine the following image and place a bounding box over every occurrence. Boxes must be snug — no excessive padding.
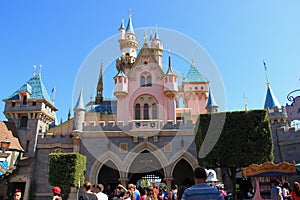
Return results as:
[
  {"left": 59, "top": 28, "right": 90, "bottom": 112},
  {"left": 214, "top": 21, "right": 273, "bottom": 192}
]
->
[
  {"left": 263, "top": 60, "right": 269, "bottom": 85},
  {"left": 51, "top": 87, "right": 56, "bottom": 104}
]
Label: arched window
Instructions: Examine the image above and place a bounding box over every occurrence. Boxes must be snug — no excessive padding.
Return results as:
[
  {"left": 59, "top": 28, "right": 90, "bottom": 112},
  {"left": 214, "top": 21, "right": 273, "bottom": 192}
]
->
[
  {"left": 20, "top": 116, "right": 28, "bottom": 128},
  {"left": 147, "top": 76, "right": 152, "bottom": 86},
  {"left": 135, "top": 104, "right": 141, "bottom": 120},
  {"left": 141, "top": 76, "right": 145, "bottom": 87},
  {"left": 144, "top": 104, "right": 149, "bottom": 120},
  {"left": 152, "top": 103, "right": 157, "bottom": 119},
  {"left": 22, "top": 96, "right": 27, "bottom": 105}
]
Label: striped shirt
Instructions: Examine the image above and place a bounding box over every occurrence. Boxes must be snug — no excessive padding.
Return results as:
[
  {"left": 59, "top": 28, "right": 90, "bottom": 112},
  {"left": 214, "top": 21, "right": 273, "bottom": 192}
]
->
[{"left": 181, "top": 184, "right": 224, "bottom": 200}]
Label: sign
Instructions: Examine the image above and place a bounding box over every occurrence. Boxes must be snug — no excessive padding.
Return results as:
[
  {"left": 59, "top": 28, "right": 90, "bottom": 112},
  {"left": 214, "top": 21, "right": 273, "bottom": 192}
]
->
[
  {"left": 286, "top": 96, "right": 300, "bottom": 120},
  {"left": 0, "top": 161, "right": 9, "bottom": 176},
  {"left": 242, "top": 162, "right": 296, "bottom": 177}
]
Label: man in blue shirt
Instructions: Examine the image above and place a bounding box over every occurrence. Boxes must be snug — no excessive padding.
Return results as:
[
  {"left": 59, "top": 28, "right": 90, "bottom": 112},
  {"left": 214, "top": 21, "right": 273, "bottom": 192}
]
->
[{"left": 182, "top": 166, "right": 224, "bottom": 200}]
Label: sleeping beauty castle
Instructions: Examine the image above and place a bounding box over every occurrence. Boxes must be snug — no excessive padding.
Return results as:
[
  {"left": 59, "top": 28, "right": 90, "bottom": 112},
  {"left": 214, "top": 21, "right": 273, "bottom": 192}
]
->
[{"left": 0, "top": 14, "right": 299, "bottom": 200}]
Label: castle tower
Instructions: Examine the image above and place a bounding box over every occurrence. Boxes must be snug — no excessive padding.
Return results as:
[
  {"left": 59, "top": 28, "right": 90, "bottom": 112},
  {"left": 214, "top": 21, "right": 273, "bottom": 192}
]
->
[
  {"left": 150, "top": 27, "right": 163, "bottom": 67},
  {"left": 182, "top": 60, "right": 209, "bottom": 120},
  {"left": 119, "top": 17, "right": 125, "bottom": 40},
  {"left": 206, "top": 87, "right": 218, "bottom": 113},
  {"left": 95, "top": 63, "right": 103, "bottom": 104},
  {"left": 164, "top": 56, "right": 178, "bottom": 98},
  {"left": 3, "top": 72, "right": 57, "bottom": 157},
  {"left": 73, "top": 89, "right": 86, "bottom": 131},
  {"left": 113, "top": 59, "right": 128, "bottom": 99},
  {"left": 118, "top": 14, "right": 138, "bottom": 58}
]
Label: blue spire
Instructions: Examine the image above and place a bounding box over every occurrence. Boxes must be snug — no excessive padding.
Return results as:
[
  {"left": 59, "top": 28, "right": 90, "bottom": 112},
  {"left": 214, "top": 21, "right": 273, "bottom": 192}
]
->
[
  {"left": 153, "top": 26, "right": 159, "bottom": 40},
  {"left": 207, "top": 87, "right": 218, "bottom": 107},
  {"left": 126, "top": 14, "right": 135, "bottom": 34},
  {"left": 119, "top": 17, "right": 125, "bottom": 30},
  {"left": 74, "top": 89, "right": 85, "bottom": 110},
  {"left": 264, "top": 83, "right": 281, "bottom": 109}
]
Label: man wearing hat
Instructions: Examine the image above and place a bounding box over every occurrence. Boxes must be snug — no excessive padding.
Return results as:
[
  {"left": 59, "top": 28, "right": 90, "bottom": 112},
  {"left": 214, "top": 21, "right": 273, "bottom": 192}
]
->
[
  {"left": 13, "top": 189, "right": 22, "bottom": 200},
  {"left": 181, "top": 166, "right": 224, "bottom": 200},
  {"left": 52, "top": 186, "right": 62, "bottom": 200}
]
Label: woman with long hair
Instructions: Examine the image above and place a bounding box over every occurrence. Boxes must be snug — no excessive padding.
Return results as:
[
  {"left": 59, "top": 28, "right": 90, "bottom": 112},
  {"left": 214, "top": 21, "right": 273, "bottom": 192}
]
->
[{"left": 292, "top": 182, "right": 300, "bottom": 200}]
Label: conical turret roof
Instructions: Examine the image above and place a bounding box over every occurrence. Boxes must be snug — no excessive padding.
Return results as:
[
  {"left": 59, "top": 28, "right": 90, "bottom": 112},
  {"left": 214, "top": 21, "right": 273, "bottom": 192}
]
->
[
  {"left": 74, "top": 89, "right": 85, "bottom": 110},
  {"left": 184, "top": 63, "right": 209, "bottom": 83},
  {"left": 126, "top": 15, "right": 135, "bottom": 34},
  {"left": 206, "top": 88, "right": 218, "bottom": 107},
  {"left": 264, "top": 83, "right": 281, "bottom": 109}
]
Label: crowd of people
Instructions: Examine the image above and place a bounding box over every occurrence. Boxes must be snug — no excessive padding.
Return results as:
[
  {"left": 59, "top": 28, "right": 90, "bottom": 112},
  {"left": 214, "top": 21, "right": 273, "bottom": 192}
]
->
[
  {"left": 75, "top": 166, "right": 225, "bottom": 200},
  {"left": 10, "top": 166, "right": 300, "bottom": 200},
  {"left": 271, "top": 180, "right": 300, "bottom": 200}
]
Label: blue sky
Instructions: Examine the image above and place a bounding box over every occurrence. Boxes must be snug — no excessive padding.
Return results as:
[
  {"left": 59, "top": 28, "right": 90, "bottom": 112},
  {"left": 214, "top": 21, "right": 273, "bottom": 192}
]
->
[{"left": 0, "top": 1, "right": 299, "bottom": 122}]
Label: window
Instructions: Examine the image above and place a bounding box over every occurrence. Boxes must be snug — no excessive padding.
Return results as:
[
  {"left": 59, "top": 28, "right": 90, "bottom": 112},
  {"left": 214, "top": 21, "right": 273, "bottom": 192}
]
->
[
  {"left": 144, "top": 104, "right": 149, "bottom": 120},
  {"left": 141, "top": 76, "right": 145, "bottom": 86},
  {"left": 20, "top": 116, "right": 28, "bottom": 128},
  {"left": 22, "top": 96, "right": 27, "bottom": 105},
  {"left": 147, "top": 76, "right": 152, "bottom": 86},
  {"left": 141, "top": 74, "right": 152, "bottom": 87},
  {"left": 12, "top": 102, "right": 16, "bottom": 107},
  {"left": 32, "top": 102, "right": 36, "bottom": 106},
  {"left": 135, "top": 104, "right": 141, "bottom": 120},
  {"left": 152, "top": 103, "right": 157, "bottom": 119}
]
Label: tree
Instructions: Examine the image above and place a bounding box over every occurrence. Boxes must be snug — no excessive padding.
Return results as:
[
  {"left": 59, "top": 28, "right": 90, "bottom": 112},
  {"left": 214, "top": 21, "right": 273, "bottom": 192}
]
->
[
  {"left": 48, "top": 152, "right": 86, "bottom": 199},
  {"left": 195, "top": 110, "right": 273, "bottom": 200}
]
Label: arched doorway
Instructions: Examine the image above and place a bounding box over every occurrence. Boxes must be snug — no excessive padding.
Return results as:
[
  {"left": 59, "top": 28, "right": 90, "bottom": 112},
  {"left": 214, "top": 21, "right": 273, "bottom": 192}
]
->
[
  {"left": 98, "top": 160, "right": 120, "bottom": 194},
  {"left": 172, "top": 159, "right": 194, "bottom": 187},
  {"left": 127, "top": 150, "right": 164, "bottom": 186}
]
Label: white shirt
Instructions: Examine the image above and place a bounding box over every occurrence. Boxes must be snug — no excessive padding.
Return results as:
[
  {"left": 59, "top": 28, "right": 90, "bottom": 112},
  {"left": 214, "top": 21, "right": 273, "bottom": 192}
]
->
[{"left": 95, "top": 192, "right": 108, "bottom": 200}]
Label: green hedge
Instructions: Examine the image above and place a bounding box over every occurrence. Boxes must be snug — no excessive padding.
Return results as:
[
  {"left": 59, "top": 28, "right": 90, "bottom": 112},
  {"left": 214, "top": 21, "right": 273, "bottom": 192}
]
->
[
  {"left": 48, "top": 152, "right": 86, "bottom": 190},
  {"left": 195, "top": 109, "right": 273, "bottom": 168}
]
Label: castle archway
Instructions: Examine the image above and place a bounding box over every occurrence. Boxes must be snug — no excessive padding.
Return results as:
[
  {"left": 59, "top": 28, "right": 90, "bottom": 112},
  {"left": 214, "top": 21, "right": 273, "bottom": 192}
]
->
[
  {"left": 172, "top": 159, "right": 194, "bottom": 186},
  {"left": 97, "top": 160, "right": 120, "bottom": 194},
  {"left": 127, "top": 150, "right": 165, "bottom": 186}
]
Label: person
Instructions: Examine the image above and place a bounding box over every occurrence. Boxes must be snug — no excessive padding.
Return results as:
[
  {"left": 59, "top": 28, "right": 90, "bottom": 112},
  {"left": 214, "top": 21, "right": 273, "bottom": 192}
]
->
[
  {"left": 176, "top": 186, "right": 187, "bottom": 200},
  {"left": 118, "top": 184, "right": 140, "bottom": 200},
  {"left": 218, "top": 185, "right": 227, "bottom": 198},
  {"left": 270, "top": 179, "right": 283, "bottom": 200},
  {"left": 123, "top": 190, "right": 135, "bottom": 200},
  {"left": 291, "top": 182, "right": 300, "bottom": 200},
  {"left": 79, "top": 182, "right": 98, "bottom": 200},
  {"left": 140, "top": 188, "right": 147, "bottom": 200},
  {"left": 152, "top": 183, "right": 159, "bottom": 199},
  {"left": 145, "top": 186, "right": 157, "bottom": 200},
  {"left": 282, "top": 182, "right": 291, "bottom": 200},
  {"left": 181, "top": 166, "right": 224, "bottom": 200},
  {"left": 13, "top": 189, "right": 22, "bottom": 200},
  {"left": 52, "top": 186, "right": 62, "bottom": 200},
  {"left": 169, "top": 184, "right": 178, "bottom": 200},
  {"left": 93, "top": 184, "right": 108, "bottom": 200}
]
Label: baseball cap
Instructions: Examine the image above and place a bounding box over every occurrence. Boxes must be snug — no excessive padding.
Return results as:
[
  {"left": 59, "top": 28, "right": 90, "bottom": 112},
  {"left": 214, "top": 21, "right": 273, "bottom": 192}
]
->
[{"left": 52, "top": 186, "right": 61, "bottom": 195}]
